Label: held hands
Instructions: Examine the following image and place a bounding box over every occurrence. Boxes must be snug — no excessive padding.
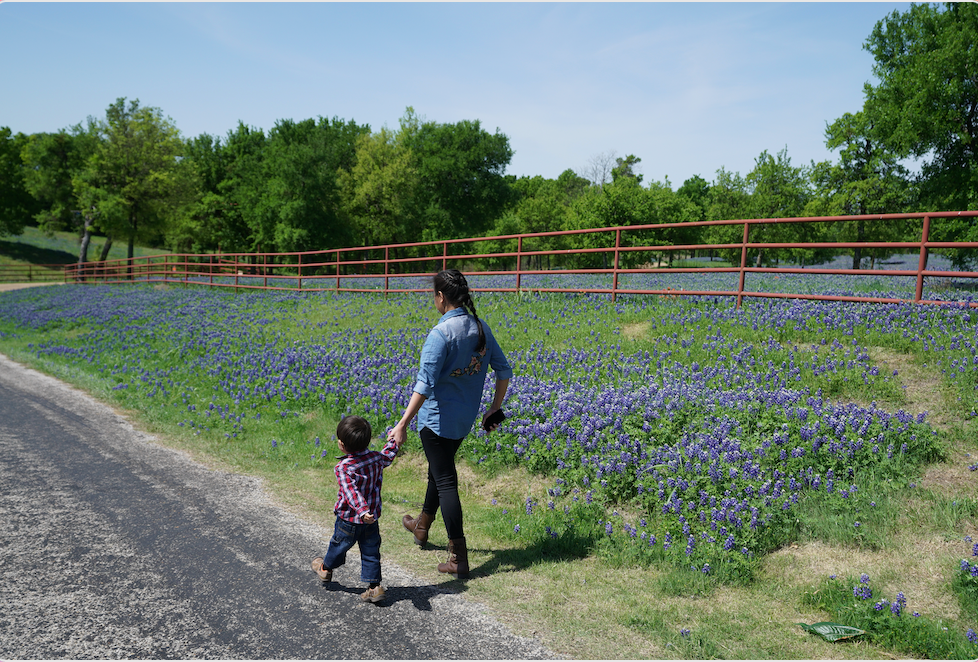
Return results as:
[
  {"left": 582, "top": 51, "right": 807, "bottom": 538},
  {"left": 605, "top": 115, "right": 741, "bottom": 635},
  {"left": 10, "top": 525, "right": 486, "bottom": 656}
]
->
[{"left": 386, "top": 423, "right": 407, "bottom": 448}]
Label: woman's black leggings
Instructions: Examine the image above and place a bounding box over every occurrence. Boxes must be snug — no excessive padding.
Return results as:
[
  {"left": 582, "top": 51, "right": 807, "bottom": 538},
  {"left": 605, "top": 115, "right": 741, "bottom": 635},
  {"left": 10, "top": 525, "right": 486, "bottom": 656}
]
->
[{"left": 419, "top": 426, "right": 465, "bottom": 540}]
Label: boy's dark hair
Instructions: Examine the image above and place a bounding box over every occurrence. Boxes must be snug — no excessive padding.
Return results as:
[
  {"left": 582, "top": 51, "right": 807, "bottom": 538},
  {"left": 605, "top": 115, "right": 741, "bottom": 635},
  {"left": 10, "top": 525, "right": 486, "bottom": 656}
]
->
[{"left": 336, "top": 416, "right": 372, "bottom": 453}]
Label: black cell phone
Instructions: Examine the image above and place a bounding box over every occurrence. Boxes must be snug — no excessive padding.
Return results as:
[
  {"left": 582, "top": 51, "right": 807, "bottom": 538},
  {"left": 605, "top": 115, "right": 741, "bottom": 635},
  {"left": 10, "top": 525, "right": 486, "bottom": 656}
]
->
[{"left": 483, "top": 408, "right": 506, "bottom": 431}]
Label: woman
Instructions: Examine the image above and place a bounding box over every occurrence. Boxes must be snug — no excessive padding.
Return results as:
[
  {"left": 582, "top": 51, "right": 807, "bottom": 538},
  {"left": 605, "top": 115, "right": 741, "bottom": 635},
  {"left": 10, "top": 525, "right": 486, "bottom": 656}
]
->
[{"left": 387, "top": 269, "right": 512, "bottom": 578}]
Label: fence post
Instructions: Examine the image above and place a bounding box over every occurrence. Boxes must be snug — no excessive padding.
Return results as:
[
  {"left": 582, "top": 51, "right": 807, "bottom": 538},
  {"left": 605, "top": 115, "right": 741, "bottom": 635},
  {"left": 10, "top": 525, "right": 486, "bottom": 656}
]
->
[
  {"left": 612, "top": 228, "right": 621, "bottom": 302},
  {"left": 915, "top": 214, "right": 931, "bottom": 303},
  {"left": 442, "top": 242, "right": 447, "bottom": 272},
  {"left": 384, "top": 247, "right": 389, "bottom": 298},
  {"left": 297, "top": 253, "right": 303, "bottom": 292},
  {"left": 737, "top": 222, "right": 750, "bottom": 308},
  {"left": 516, "top": 236, "right": 523, "bottom": 292},
  {"left": 335, "top": 250, "right": 340, "bottom": 293}
]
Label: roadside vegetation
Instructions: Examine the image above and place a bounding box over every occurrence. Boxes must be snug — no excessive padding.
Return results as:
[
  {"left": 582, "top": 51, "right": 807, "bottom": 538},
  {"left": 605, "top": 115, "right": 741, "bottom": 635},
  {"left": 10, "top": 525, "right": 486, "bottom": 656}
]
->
[{"left": 1, "top": 275, "right": 977, "bottom": 659}]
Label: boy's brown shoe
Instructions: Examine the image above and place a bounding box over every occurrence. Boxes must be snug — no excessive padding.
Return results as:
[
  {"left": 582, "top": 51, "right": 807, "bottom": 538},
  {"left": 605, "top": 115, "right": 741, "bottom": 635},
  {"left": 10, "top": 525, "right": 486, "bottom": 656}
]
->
[
  {"left": 311, "top": 557, "right": 333, "bottom": 583},
  {"left": 360, "top": 585, "right": 386, "bottom": 603}
]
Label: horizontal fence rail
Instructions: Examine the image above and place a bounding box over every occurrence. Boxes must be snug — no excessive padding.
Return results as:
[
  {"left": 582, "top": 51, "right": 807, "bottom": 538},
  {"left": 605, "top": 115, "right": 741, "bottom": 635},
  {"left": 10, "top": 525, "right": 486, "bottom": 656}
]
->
[
  {"left": 0, "top": 263, "right": 70, "bottom": 284},
  {"left": 41, "top": 211, "right": 978, "bottom": 308}
]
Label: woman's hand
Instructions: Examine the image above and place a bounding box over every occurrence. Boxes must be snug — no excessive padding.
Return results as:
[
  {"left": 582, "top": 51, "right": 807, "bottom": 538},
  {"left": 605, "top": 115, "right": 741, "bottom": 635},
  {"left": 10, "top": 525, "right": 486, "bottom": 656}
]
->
[
  {"left": 482, "top": 407, "right": 503, "bottom": 434},
  {"left": 387, "top": 422, "right": 407, "bottom": 447},
  {"left": 387, "top": 391, "right": 427, "bottom": 447}
]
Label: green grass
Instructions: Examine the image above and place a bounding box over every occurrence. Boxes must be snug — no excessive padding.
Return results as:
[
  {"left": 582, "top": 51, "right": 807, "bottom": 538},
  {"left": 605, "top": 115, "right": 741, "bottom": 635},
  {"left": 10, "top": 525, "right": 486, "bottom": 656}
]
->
[
  {"left": 1, "top": 278, "right": 978, "bottom": 658},
  {"left": 0, "top": 225, "right": 169, "bottom": 268}
]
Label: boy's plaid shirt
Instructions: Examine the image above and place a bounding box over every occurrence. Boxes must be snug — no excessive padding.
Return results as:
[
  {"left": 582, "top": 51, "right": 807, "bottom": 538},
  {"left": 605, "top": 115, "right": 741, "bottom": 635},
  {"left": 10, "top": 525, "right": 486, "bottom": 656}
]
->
[{"left": 333, "top": 438, "right": 398, "bottom": 523}]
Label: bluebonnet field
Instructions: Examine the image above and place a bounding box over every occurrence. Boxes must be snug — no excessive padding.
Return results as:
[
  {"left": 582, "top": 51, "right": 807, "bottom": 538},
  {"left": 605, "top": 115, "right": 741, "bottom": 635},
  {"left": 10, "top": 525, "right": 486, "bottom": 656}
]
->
[{"left": 2, "top": 263, "right": 978, "bottom": 655}]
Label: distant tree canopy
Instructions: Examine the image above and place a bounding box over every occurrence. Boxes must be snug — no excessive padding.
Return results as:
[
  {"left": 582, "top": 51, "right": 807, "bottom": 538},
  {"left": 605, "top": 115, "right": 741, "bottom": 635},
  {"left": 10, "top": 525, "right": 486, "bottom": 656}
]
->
[{"left": 6, "top": 4, "right": 976, "bottom": 270}]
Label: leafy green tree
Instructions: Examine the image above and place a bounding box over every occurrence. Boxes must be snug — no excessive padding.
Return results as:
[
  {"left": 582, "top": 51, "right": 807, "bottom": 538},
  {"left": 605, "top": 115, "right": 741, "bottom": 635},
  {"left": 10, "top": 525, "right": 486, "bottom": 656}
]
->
[
  {"left": 556, "top": 168, "right": 591, "bottom": 206},
  {"left": 611, "top": 154, "right": 643, "bottom": 184},
  {"left": 20, "top": 122, "right": 100, "bottom": 262},
  {"left": 745, "top": 148, "right": 816, "bottom": 266},
  {"left": 567, "top": 174, "right": 698, "bottom": 268},
  {"left": 807, "top": 111, "right": 914, "bottom": 268},
  {"left": 0, "top": 127, "right": 39, "bottom": 237},
  {"left": 677, "top": 175, "right": 710, "bottom": 222},
  {"left": 863, "top": 2, "right": 978, "bottom": 213},
  {"left": 337, "top": 126, "right": 420, "bottom": 248},
  {"left": 73, "top": 98, "right": 186, "bottom": 261},
  {"left": 703, "top": 168, "right": 752, "bottom": 265},
  {"left": 257, "top": 116, "right": 368, "bottom": 253},
  {"left": 400, "top": 108, "right": 514, "bottom": 241},
  {"left": 214, "top": 123, "right": 267, "bottom": 253}
]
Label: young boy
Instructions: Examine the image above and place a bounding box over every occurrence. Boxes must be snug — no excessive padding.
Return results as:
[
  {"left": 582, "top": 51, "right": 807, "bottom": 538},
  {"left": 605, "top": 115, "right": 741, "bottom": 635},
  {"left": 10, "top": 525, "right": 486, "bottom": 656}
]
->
[{"left": 311, "top": 415, "right": 400, "bottom": 603}]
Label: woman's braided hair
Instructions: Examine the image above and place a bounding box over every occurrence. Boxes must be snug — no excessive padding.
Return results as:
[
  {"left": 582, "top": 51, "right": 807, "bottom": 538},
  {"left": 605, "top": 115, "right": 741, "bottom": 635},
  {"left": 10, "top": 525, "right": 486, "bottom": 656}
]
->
[{"left": 434, "top": 269, "right": 486, "bottom": 352}]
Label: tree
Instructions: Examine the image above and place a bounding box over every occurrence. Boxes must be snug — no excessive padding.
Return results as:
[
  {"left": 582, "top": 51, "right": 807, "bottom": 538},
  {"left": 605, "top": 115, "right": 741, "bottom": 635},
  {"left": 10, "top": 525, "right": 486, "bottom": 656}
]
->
[
  {"left": 338, "top": 126, "right": 420, "bottom": 249},
  {"left": 677, "top": 175, "right": 710, "bottom": 222},
  {"left": 611, "top": 154, "right": 643, "bottom": 184},
  {"left": 807, "top": 111, "right": 913, "bottom": 268},
  {"left": 703, "top": 168, "right": 752, "bottom": 265},
  {"left": 863, "top": 2, "right": 977, "bottom": 212},
  {"left": 20, "top": 122, "right": 100, "bottom": 262},
  {"left": 400, "top": 110, "right": 514, "bottom": 241},
  {"left": 582, "top": 150, "right": 617, "bottom": 189},
  {"left": 745, "top": 148, "right": 815, "bottom": 266},
  {"left": 74, "top": 98, "right": 186, "bottom": 262},
  {"left": 213, "top": 122, "right": 267, "bottom": 253},
  {"left": 0, "top": 127, "right": 38, "bottom": 237},
  {"left": 258, "top": 116, "right": 368, "bottom": 253}
]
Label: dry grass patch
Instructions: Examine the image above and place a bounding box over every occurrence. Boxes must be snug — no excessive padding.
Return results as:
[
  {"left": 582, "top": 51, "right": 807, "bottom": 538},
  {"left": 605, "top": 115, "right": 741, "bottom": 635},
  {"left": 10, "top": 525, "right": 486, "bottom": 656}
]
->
[
  {"left": 869, "top": 347, "right": 949, "bottom": 426},
  {"left": 763, "top": 536, "right": 964, "bottom": 621},
  {"left": 622, "top": 321, "right": 650, "bottom": 341}
]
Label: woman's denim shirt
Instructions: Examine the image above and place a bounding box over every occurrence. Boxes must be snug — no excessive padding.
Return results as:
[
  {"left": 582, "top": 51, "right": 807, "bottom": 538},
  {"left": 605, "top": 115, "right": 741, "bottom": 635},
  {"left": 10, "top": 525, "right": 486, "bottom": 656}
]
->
[{"left": 414, "top": 308, "right": 513, "bottom": 439}]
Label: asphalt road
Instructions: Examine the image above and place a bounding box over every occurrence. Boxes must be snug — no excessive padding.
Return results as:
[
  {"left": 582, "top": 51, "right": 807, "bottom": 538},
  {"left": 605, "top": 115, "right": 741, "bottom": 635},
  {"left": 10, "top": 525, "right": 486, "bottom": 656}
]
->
[{"left": 0, "top": 353, "right": 556, "bottom": 660}]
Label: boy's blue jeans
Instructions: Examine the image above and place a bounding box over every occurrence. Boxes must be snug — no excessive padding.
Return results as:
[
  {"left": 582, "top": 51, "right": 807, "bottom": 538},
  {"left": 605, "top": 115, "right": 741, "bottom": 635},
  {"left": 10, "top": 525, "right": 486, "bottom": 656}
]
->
[{"left": 322, "top": 517, "right": 382, "bottom": 584}]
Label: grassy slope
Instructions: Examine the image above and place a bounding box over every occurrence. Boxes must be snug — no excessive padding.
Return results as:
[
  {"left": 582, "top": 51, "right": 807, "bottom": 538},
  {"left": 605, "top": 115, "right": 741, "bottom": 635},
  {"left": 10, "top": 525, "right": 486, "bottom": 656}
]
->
[{"left": 0, "top": 226, "right": 168, "bottom": 267}]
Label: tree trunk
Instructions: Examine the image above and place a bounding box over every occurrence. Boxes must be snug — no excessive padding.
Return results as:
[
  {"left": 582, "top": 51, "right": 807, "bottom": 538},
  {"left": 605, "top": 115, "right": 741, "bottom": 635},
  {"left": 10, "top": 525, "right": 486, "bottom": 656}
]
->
[
  {"left": 127, "top": 212, "right": 138, "bottom": 280},
  {"left": 852, "top": 220, "right": 865, "bottom": 270},
  {"left": 98, "top": 237, "right": 113, "bottom": 261},
  {"left": 78, "top": 215, "right": 93, "bottom": 265}
]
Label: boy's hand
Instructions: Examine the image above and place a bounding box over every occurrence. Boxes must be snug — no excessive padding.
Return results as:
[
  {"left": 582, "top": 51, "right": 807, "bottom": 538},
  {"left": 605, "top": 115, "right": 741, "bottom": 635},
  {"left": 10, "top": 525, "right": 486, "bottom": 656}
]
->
[{"left": 362, "top": 512, "right": 376, "bottom": 524}]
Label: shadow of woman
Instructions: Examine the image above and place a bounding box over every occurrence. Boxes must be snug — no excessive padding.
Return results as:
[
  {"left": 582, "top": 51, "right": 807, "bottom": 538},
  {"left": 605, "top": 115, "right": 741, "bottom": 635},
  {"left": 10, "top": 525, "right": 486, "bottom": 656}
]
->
[{"left": 428, "top": 529, "right": 600, "bottom": 589}]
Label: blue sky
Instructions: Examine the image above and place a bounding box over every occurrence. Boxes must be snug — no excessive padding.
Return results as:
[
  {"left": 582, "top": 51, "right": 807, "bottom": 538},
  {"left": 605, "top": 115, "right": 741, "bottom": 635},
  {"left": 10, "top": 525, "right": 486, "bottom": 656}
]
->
[{"left": 0, "top": 2, "right": 912, "bottom": 187}]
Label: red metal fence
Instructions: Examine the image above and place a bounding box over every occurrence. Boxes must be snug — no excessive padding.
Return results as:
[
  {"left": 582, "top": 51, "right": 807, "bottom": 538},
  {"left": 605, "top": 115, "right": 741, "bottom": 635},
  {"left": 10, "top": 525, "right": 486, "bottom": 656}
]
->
[{"left": 49, "top": 211, "right": 978, "bottom": 307}]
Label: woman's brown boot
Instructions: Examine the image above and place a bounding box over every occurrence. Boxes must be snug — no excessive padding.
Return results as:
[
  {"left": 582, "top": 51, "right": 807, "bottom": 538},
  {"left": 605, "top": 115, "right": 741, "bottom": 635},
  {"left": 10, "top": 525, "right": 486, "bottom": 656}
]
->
[
  {"left": 402, "top": 511, "right": 435, "bottom": 547},
  {"left": 437, "top": 537, "right": 469, "bottom": 578}
]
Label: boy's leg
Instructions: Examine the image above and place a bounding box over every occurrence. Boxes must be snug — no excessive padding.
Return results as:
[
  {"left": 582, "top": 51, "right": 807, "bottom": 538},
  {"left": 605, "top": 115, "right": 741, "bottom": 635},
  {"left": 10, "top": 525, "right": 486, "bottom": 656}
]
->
[
  {"left": 358, "top": 521, "right": 383, "bottom": 585},
  {"left": 322, "top": 517, "right": 357, "bottom": 571}
]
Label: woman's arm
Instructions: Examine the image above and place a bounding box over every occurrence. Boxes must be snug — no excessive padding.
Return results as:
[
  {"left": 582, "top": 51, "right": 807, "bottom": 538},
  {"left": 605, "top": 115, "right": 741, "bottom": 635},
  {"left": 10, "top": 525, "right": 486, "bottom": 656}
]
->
[{"left": 387, "top": 390, "right": 427, "bottom": 446}]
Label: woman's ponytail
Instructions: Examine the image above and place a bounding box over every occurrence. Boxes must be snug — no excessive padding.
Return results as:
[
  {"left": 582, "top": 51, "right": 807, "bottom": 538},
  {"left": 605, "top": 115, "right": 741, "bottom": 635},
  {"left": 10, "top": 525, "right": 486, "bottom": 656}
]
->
[{"left": 434, "top": 269, "right": 486, "bottom": 352}]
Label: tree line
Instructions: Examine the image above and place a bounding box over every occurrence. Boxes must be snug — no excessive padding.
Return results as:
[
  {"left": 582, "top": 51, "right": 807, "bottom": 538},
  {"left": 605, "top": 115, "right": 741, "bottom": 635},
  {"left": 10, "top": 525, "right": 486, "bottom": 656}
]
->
[{"left": 1, "top": 3, "right": 975, "bottom": 270}]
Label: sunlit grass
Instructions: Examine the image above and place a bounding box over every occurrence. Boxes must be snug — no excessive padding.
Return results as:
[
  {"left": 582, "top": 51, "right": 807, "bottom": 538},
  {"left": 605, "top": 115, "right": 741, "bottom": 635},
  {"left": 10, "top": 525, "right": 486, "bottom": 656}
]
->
[{"left": 1, "top": 283, "right": 977, "bottom": 658}]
